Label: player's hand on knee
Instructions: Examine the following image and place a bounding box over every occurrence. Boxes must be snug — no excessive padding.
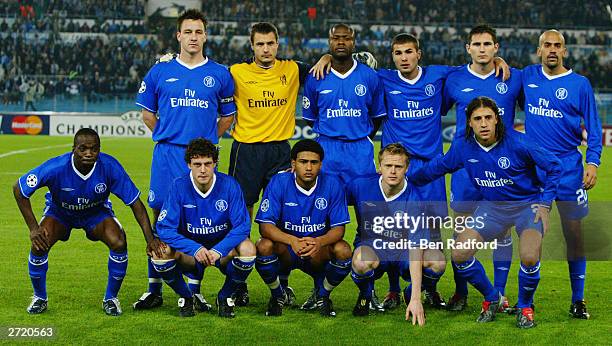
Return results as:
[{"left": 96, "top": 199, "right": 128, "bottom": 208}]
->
[
  {"left": 406, "top": 299, "right": 425, "bottom": 326},
  {"left": 195, "top": 247, "right": 219, "bottom": 266},
  {"left": 195, "top": 247, "right": 211, "bottom": 265},
  {"left": 30, "top": 225, "right": 50, "bottom": 252},
  {"left": 290, "top": 237, "right": 305, "bottom": 256},
  {"left": 300, "top": 237, "right": 322, "bottom": 258},
  {"left": 146, "top": 238, "right": 166, "bottom": 258}
]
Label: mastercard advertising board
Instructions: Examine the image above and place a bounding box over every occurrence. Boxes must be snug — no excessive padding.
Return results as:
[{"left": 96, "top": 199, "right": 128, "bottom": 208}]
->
[{"left": 0, "top": 114, "right": 50, "bottom": 135}]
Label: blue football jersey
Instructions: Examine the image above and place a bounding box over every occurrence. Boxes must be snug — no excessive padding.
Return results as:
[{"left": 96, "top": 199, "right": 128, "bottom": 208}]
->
[
  {"left": 379, "top": 65, "right": 457, "bottom": 160},
  {"left": 302, "top": 60, "right": 386, "bottom": 140},
  {"left": 348, "top": 174, "right": 427, "bottom": 242},
  {"left": 522, "top": 64, "right": 602, "bottom": 165},
  {"left": 410, "top": 132, "right": 562, "bottom": 206},
  {"left": 156, "top": 172, "right": 250, "bottom": 257},
  {"left": 135, "top": 57, "right": 237, "bottom": 145},
  {"left": 18, "top": 152, "right": 140, "bottom": 215},
  {"left": 255, "top": 172, "right": 350, "bottom": 238},
  {"left": 444, "top": 65, "right": 522, "bottom": 138}
]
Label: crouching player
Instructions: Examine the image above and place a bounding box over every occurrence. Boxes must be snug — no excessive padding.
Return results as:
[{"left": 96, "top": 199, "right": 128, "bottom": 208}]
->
[
  {"left": 153, "top": 138, "right": 255, "bottom": 318},
  {"left": 349, "top": 143, "right": 446, "bottom": 324},
  {"left": 410, "top": 97, "right": 562, "bottom": 328},
  {"left": 13, "top": 128, "right": 161, "bottom": 316},
  {"left": 255, "top": 139, "right": 352, "bottom": 317}
]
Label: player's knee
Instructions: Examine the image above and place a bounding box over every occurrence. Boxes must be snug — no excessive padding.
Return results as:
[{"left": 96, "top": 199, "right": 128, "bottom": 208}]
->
[
  {"left": 106, "top": 235, "right": 126, "bottom": 252},
  {"left": 425, "top": 260, "right": 446, "bottom": 274},
  {"left": 351, "top": 257, "right": 376, "bottom": 274},
  {"left": 237, "top": 239, "right": 256, "bottom": 257},
  {"left": 451, "top": 248, "right": 471, "bottom": 264},
  {"left": 424, "top": 250, "right": 446, "bottom": 273},
  {"left": 520, "top": 254, "right": 540, "bottom": 267},
  {"left": 256, "top": 238, "right": 274, "bottom": 256},
  {"left": 332, "top": 240, "right": 352, "bottom": 260},
  {"left": 151, "top": 246, "right": 175, "bottom": 260}
]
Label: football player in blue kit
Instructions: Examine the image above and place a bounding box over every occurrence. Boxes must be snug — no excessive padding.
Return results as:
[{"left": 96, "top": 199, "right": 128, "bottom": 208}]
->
[
  {"left": 13, "top": 128, "right": 161, "bottom": 316},
  {"left": 522, "top": 30, "right": 602, "bottom": 319},
  {"left": 349, "top": 143, "right": 446, "bottom": 325},
  {"left": 410, "top": 97, "right": 562, "bottom": 329},
  {"left": 302, "top": 23, "right": 386, "bottom": 188},
  {"left": 443, "top": 25, "right": 522, "bottom": 311},
  {"left": 134, "top": 9, "right": 237, "bottom": 310},
  {"left": 152, "top": 138, "right": 254, "bottom": 318},
  {"left": 255, "top": 140, "right": 352, "bottom": 317}
]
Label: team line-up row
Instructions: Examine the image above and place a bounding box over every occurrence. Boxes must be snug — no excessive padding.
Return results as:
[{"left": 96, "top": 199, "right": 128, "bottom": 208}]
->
[{"left": 14, "top": 9, "right": 601, "bottom": 330}]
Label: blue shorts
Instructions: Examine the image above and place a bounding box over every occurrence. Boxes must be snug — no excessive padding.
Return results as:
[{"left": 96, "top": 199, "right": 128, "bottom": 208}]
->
[
  {"left": 286, "top": 247, "right": 324, "bottom": 278},
  {"left": 450, "top": 168, "right": 483, "bottom": 214},
  {"left": 472, "top": 202, "right": 543, "bottom": 242},
  {"left": 537, "top": 150, "right": 589, "bottom": 220},
  {"left": 371, "top": 260, "right": 414, "bottom": 281},
  {"left": 42, "top": 200, "right": 117, "bottom": 241},
  {"left": 407, "top": 155, "right": 448, "bottom": 218},
  {"left": 149, "top": 142, "right": 189, "bottom": 210},
  {"left": 316, "top": 136, "right": 376, "bottom": 188}
]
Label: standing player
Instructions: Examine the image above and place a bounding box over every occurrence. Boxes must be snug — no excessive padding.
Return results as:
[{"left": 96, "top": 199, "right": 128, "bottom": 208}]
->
[
  {"left": 153, "top": 138, "right": 255, "bottom": 318},
  {"left": 229, "top": 22, "right": 311, "bottom": 220},
  {"left": 302, "top": 23, "right": 386, "bottom": 188},
  {"left": 411, "top": 97, "right": 562, "bottom": 328},
  {"left": 229, "top": 22, "right": 333, "bottom": 306},
  {"left": 254, "top": 140, "right": 352, "bottom": 317},
  {"left": 13, "top": 128, "right": 161, "bottom": 316},
  {"left": 443, "top": 25, "right": 522, "bottom": 310},
  {"left": 522, "top": 30, "right": 602, "bottom": 319},
  {"left": 134, "top": 9, "right": 237, "bottom": 310},
  {"left": 349, "top": 143, "right": 446, "bottom": 323}
]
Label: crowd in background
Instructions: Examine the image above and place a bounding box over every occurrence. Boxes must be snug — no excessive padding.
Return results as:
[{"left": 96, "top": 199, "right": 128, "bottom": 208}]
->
[{"left": 0, "top": 0, "right": 610, "bottom": 105}]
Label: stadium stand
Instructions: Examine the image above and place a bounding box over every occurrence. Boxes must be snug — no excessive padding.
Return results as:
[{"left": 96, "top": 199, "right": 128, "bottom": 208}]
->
[{"left": 0, "top": 0, "right": 610, "bottom": 115}]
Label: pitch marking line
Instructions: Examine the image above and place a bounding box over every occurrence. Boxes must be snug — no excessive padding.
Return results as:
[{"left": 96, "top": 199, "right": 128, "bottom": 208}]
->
[{"left": 0, "top": 144, "right": 70, "bottom": 159}]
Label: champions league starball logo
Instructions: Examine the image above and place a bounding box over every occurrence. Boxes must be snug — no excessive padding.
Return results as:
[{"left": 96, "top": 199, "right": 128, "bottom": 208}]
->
[
  {"left": 302, "top": 96, "right": 310, "bottom": 110},
  {"left": 215, "top": 199, "right": 228, "bottom": 212},
  {"left": 26, "top": 174, "right": 38, "bottom": 188},
  {"left": 203, "top": 76, "right": 215, "bottom": 87},
  {"left": 94, "top": 183, "right": 107, "bottom": 194},
  {"left": 260, "top": 199, "right": 270, "bottom": 212},
  {"left": 497, "top": 156, "right": 511, "bottom": 169},
  {"left": 315, "top": 198, "right": 328, "bottom": 210},
  {"left": 138, "top": 81, "right": 146, "bottom": 93},
  {"left": 354, "top": 84, "right": 367, "bottom": 96},
  {"left": 496, "top": 82, "right": 508, "bottom": 94},
  {"left": 424, "top": 84, "right": 435, "bottom": 96}
]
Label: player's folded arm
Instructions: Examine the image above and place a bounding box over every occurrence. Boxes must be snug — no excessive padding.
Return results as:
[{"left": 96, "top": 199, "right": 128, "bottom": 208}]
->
[
  {"left": 409, "top": 142, "right": 463, "bottom": 186},
  {"left": 525, "top": 141, "right": 562, "bottom": 207}
]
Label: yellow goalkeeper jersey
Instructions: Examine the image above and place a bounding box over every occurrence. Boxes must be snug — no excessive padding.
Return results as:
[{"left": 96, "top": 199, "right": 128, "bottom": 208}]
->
[{"left": 230, "top": 58, "right": 305, "bottom": 143}]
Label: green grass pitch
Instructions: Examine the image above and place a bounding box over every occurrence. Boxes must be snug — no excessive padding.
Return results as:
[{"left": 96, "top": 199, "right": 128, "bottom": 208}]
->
[{"left": 0, "top": 136, "right": 610, "bottom": 344}]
